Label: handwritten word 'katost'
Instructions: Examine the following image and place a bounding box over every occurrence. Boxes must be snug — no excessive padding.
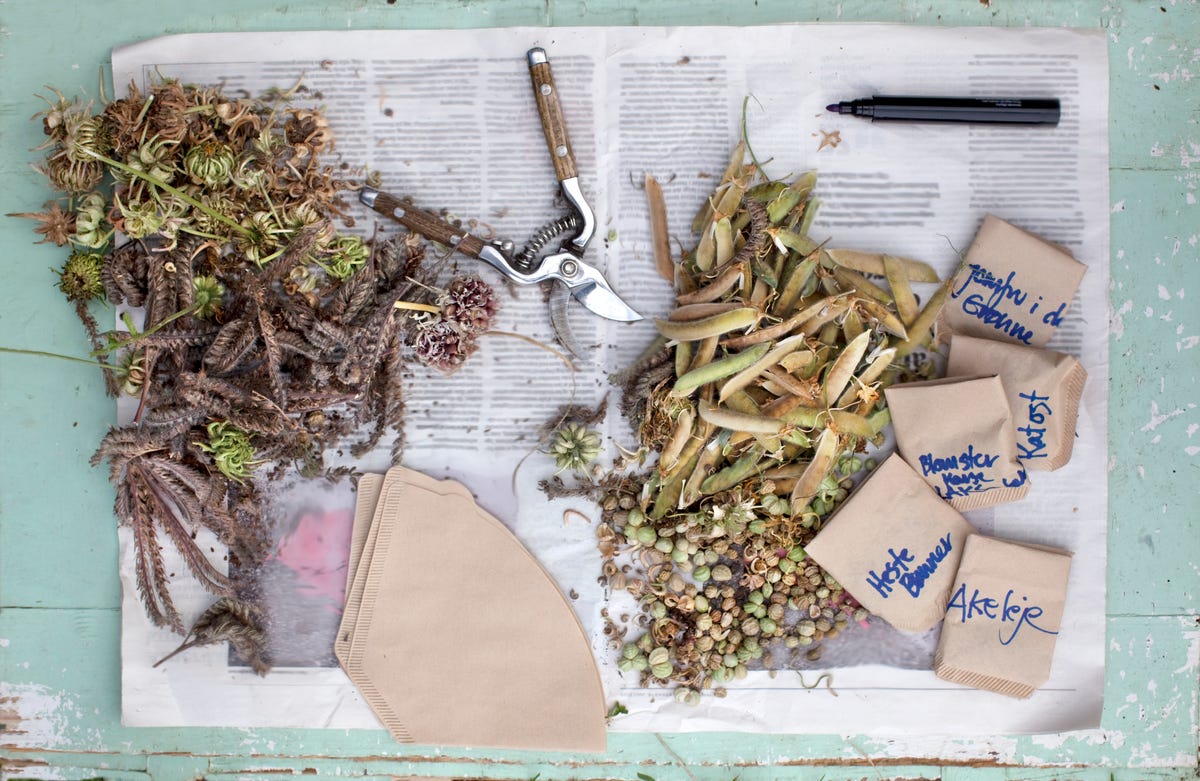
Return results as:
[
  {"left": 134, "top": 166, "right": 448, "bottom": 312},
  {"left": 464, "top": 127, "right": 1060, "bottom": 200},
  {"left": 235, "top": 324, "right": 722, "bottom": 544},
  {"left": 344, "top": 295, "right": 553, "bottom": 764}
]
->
[
  {"left": 946, "top": 581, "right": 1058, "bottom": 645},
  {"left": 865, "top": 534, "right": 954, "bottom": 600},
  {"left": 1017, "top": 389, "right": 1052, "bottom": 461},
  {"left": 950, "top": 264, "right": 1067, "bottom": 344}
]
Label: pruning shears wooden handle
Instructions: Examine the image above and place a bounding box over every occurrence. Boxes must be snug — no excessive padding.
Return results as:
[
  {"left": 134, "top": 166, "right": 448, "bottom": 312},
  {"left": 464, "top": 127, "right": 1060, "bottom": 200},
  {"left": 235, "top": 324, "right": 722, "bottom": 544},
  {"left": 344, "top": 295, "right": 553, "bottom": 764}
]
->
[{"left": 527, "top": 48, "right": 579, "bottom": 184}]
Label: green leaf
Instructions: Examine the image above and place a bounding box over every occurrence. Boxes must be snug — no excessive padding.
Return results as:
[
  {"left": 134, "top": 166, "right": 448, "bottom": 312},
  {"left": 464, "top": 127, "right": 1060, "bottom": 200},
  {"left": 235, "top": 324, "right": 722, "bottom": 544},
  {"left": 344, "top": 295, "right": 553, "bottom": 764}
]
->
[{"left": 606, "top": 701, "right": 629, "bottom": 718}]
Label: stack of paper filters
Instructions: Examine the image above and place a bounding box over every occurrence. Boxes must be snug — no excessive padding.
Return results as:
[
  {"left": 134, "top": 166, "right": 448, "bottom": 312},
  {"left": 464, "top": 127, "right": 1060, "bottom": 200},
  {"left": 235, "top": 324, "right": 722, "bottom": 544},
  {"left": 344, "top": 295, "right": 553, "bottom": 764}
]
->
[{"left": 335, "top": 466, "right": 606, "bottom": 750}]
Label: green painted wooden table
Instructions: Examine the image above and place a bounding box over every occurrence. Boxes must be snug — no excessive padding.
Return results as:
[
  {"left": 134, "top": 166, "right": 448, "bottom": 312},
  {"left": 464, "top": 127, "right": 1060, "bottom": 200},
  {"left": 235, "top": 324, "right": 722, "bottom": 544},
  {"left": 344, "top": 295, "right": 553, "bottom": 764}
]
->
[{"left": 1, "top": 1, "right": 1197, "bottom": 779}]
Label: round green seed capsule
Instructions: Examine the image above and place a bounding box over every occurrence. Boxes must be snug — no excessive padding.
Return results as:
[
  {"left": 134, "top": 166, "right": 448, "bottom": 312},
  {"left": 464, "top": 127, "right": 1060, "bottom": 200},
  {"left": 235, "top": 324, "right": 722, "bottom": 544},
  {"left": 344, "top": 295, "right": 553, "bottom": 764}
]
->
[
  {"left": 648, "top": 647, "right": 670, "bottom": 666},
  {"left": 748, "top": 591, "right": 764, "bottom": 605},
  {"left": 787, "top": 546, "right": 807, "bottom": 563},
  {"left": 712, "top": 564, "right": 733, "bottom": 582},
  {"left": 626, "top": 508, "right": 645, "bottom": 527},
  {"left": 654, "top": 537, "right": 674, "bottom": 554},
  {"left": 671, "top": 547, "right": 689, "bottom": 564},
  {"left": 622, "top": 643, "right": 639, "bottom": 660},
  {"left": 651, "top": 662, "right": 673, "bottom": 679},
  {"left": 694, "top": 594, "right": 709, "bottom": 612},
  {"left": 649, "top": 600, "right": 667, "bottom": 619},
  {"left": 636, "top": 526, "right": 657, "bottom": 546},
  {"left": 759, "top": 617, "right": 778, "bottom": 634}
]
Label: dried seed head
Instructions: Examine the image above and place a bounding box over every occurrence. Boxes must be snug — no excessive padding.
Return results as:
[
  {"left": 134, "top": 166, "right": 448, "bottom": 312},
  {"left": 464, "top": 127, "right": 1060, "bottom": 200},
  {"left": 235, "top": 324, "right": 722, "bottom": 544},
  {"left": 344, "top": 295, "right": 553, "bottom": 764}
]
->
[
  {"left": 549, "top": 422, "right": 603, "bottom": 474},
  {"left": 412, "top": 319, "right": 477, "bottom": 374},
  {"left": 57, "top": 250, "right": 105, "bottom": 303},
  {"left": 9, "top": 200, "right": 76, "bottom": 247},
  {"left": 191, "top": 275, "right": 226, "bottom": 319},
  {"left": 184, "top": 140, "right": 236, "bottom": 187},
  {"left": 441, "top": 274, "right": 498, "bottom": 335}
]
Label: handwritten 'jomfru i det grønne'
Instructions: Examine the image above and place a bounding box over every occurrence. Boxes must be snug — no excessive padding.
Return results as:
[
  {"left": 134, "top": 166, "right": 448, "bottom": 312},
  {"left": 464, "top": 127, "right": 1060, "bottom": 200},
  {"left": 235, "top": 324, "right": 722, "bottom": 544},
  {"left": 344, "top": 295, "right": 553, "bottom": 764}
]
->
[{"left": 949, "top": 264, "right": 1067, "bottom": 345}]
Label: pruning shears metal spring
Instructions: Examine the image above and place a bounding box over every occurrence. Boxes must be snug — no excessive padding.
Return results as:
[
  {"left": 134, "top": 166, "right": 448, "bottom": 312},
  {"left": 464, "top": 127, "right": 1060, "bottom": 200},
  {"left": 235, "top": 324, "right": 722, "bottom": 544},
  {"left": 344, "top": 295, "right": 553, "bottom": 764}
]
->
[{"left": 360, "top": 48, "right": 641, "bottom": 323}]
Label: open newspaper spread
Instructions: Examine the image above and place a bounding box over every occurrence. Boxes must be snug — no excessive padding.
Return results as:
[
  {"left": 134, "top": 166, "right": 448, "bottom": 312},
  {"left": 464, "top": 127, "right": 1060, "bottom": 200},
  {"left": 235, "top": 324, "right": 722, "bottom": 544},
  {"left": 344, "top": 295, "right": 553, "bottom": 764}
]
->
[{"left": 112, "top": 24, "right": 1108, "bottom": 736}]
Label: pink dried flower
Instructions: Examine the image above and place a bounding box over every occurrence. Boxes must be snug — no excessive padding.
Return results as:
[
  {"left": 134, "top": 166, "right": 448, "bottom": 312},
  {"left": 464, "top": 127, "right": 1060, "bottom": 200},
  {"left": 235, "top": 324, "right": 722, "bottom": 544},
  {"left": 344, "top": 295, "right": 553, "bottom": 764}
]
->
[
  {"left": 413, "top": 319, "right": 477, "bottom": 374},
  {"left": 442, "top": 274, "right": 498, "bottom": 335}
]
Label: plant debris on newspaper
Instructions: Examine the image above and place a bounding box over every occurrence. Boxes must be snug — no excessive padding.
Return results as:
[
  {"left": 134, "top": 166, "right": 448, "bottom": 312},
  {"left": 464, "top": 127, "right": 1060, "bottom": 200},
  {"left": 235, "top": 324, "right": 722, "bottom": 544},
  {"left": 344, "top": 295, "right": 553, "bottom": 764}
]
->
[
  {"left": 545, "top": 143, "right": 955, "bottom": 700},
  {"left": 10, "top": 79, "right": 498, "bottom": 669}
]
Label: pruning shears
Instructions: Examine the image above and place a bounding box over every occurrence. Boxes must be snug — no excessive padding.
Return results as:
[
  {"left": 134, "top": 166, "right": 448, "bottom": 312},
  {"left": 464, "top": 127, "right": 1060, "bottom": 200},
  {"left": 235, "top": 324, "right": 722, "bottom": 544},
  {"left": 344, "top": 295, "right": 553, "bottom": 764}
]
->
[{"left": 360, "top": 48, "right": 641, "bottom": 323}]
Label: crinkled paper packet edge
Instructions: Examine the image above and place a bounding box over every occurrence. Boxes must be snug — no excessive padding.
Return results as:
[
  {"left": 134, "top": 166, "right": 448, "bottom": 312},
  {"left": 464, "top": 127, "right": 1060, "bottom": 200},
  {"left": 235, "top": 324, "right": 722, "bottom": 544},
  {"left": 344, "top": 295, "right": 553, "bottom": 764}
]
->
[
  {"left": 933, "top": 649, "right": 1037, "bottom": 699},
  {"left": 1041, "top": 358, "right": 1089, "bottom": 471},
  {"left": 947, "top": 480, "right": 1031, "bottom": 512}
]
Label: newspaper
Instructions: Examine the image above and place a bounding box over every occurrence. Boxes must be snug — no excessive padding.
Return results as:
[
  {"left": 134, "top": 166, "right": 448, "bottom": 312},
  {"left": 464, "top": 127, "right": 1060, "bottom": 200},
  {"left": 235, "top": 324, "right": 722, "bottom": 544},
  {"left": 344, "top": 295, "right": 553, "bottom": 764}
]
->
[{"left": 113, "top": 24, "right": 1109, "bottom": 736}]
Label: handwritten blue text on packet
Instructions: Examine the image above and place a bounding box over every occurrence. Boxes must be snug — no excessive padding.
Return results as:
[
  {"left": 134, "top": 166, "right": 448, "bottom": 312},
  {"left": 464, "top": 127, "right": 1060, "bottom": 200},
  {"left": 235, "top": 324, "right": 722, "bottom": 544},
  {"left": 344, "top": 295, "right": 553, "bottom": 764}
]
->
[
  {"left": 951, "top": 263, "right": 1067, "bottom": 344},
  {"left": 1017, "top": 389, "right": 1052, "bottom": 461},
  {"left": 947, "top": 581, "right": 1058, "bottom": 646},
  {"left": 918, "top": 444, "right": 1027, "bottom": 499},
  {"left": 864, "top": 534, "right": 954, "bottom": 600}
]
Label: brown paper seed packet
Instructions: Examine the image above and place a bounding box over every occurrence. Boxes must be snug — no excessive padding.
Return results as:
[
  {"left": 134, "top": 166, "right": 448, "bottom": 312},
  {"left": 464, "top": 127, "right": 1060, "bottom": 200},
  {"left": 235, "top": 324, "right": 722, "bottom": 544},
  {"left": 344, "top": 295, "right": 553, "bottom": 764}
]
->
[
  {"left": 947, "top": 335, "right": 1088, "bottom": 471},
  {"left": 935, "top": 534, "right": 1072, "bottom": 698},
  {"left": 942, "top": 214, "right": 1087, "bottom": 348},
  {"left": 884, "top": 375, "right": 1030, "bottom": 511},
  {"left": 805, "top": 454, "right": 977, "bottom": 632}
]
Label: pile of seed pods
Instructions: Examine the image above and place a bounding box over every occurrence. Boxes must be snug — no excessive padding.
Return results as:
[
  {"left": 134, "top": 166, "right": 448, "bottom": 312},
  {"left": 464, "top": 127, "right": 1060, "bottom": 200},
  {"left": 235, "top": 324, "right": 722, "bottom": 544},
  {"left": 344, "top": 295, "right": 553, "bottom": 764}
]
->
[{"left": 596, "top": 144, "right": 956, "bottom": 696}]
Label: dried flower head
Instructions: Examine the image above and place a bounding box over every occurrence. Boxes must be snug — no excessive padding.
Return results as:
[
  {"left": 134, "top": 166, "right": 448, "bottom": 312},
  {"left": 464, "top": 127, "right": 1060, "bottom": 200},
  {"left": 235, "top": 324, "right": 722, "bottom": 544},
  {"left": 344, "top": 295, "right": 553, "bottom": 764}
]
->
[
  {"left": 318, "top": 235, "right": 368, "bottom": 280},
  {"left": 73, "top": 192, "right": 110, "bottom": 248},
  {"left": 413, "top": 319, "right": 476, "bottom": 374},
  {"left": 7, "top": 200, "right": 75, "bottom": 246},
  {"left": 197, "top": 421, "right": 263, "bottom": 484},
  {"left": 57, "top": 250, "right": 105, "bottom": 303},
  {"left": 549, "top": 422, "right": 603, "bottom": 473},
  {"left": 184, "top": 140, "right": 236, "bottom": 187},
  {"left": 441, "top": 275, "right": 498, "bottom": 335},
  {"left": 191, "top": 275, "right": 226, "bottom": 319},
  {"left": 117, "top": 350, "right": 147, "bottom": 397}
]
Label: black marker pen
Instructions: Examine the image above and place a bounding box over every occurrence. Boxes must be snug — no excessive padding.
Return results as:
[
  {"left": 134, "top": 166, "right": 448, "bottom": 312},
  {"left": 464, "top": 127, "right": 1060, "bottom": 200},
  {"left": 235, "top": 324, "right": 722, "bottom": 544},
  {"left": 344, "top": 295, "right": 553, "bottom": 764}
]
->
[{"left": 826, "top": 96, "right": 1060, "bottom": 126}]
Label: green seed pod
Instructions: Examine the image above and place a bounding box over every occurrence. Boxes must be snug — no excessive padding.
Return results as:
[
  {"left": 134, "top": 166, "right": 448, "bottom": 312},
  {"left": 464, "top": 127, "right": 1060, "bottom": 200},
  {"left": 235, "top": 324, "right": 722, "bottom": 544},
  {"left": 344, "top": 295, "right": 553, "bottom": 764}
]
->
[
  {"left": 736, "top": 645, "right": 753, "bottom": 663},
  {"left": 648, "top": 647, "right": 670, "bottom": 667},
  {"left": 723, "top": 653, "right": 738, "bottom": 668},
  {"left": 637, "top": 634, "right": 654, "bottom": 653},
  {"left": 734, "top": 664, "right": 748, "bottom": 680},
  {"left": 759, "top": 617, "right": 778, "bottom": 635},
  {"left": 617, "top": 657, "right": 635, "bottom": 673},
  {"left": 778, "top": 558, "right": 797, "bottom": 575},
  {"left": 633, "top": 655, "right": 649, "bottom": 671},
  {"left": 797, "top": 620, "right": 817, "bottom": 637},
  {"left": 761, "top": 583, "right": 773, "bottom": 599},
  {"left": 693, "top": 565, "right": 711, "bottom": 582},
  {"left": 711, "top": 564, "right": 733, "bottom": 582},
  {"left": 622, "top": 643, "right": 640, "bottom": 660},
  {"left": 651, "top": 662, "right": 673, "bottom": 679},
  {"left": 787, "top": 546, "right": 807, "bottom": 563},
  {"left": 654, "top": 537, "right": 674, "bottom": 554},
  {"left": 747, "top": 519, "right": 767, "bottom": 535},
  {"left": 671, "top": 547, "right": 689, "bottom": 564},
  {"left": 649, "top": 600, "right": 668, "bottom": 619},
  {"left": 635, "top": 526, "right": 658, "bottom": 546},
  {"left": 626, "top": 508, "right": 645, "bottom": 527},
  {"left": 694, "top": 594, "right": 709, "bottom": 613}
]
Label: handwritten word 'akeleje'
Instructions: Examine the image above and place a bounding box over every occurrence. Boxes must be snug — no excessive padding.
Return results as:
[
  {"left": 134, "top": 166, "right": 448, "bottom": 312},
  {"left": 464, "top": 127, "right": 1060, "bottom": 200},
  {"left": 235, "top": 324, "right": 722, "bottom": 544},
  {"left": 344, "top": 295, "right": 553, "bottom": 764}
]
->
[
  {"left": 1017, "top": 389, "right": 1052, "bottom": 460},
  {"left": 946, "top": 581, "right": 1058, "bottom": 645},
  {"left": 951, "top": 264, "right": 1067, "bottom": 344},
  {"left": 865, "top": 534, "right": 954, "bottom": 600}
]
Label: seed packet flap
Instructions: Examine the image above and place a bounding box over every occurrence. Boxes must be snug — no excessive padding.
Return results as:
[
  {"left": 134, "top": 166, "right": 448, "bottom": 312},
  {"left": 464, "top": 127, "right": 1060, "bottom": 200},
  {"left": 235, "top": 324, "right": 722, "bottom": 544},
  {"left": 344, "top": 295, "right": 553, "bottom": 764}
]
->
[
  {"left": 935, "top": 534, "right": 1072, "bottom": 698},
  {"left": 947, "top": 335, "right": 1087, "bottom": 471},
  {"left": 942, "top": 214, "right": 1087, "bottom": 348},
  {"left": 805, "top": 454, "right": 977, "bottom": 632},
  {"left": 885, "top": 375, "right": 1030, "bottom": 511}
]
